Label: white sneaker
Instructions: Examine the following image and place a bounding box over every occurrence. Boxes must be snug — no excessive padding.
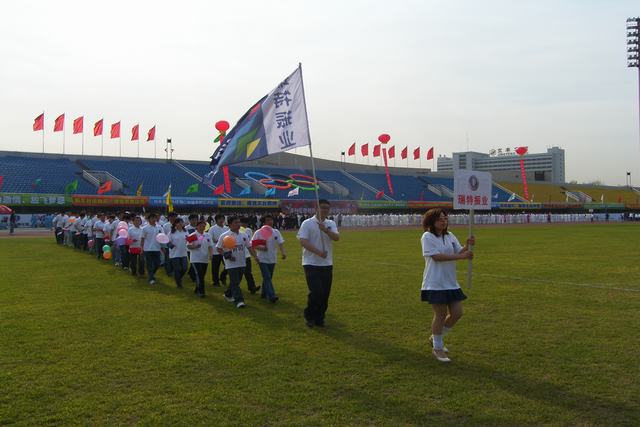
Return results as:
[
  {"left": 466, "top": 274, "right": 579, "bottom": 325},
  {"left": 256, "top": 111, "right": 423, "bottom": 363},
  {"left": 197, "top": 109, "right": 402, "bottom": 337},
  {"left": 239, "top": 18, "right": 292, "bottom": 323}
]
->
[
  {"left": 224, "top": 295, "right": 235, "bottom": 303},
  {"left": 236, "top": 301, "right": 246, "bottom": 309},
  {"left": 429, "top": 335, "right": 449, "bottom": 353},
  {"left": 149, "top": 280, "right": 156, "bottom": 285},
  {"left": 432, "top": 348, "right": 451, "bottom": 363}
]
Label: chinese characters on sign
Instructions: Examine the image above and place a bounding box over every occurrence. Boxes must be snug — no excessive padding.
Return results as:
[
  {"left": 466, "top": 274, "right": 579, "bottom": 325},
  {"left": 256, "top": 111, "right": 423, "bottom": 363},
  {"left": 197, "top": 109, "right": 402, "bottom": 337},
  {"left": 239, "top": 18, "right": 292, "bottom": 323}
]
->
[
  {"left": 273, "top": 78, "right": 296, "bottom": 150},
  {"left": 453, "top": 170, "right": 493, "bottom": 211}
]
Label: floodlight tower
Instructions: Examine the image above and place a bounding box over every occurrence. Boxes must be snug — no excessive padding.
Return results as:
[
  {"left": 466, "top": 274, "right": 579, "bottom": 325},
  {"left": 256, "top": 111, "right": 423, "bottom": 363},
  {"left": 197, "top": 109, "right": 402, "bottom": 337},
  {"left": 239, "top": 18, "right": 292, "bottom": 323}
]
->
[{"left": 628, "top": 17, "right": 640, "bottom": 149}]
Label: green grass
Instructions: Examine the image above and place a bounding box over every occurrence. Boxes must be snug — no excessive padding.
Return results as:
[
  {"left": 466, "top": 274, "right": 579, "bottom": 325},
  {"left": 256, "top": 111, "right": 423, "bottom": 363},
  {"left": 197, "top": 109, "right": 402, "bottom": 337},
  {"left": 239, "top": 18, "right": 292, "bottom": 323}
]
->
[{"left": 1, "top": 224, "right": 639, "bottom": 425}]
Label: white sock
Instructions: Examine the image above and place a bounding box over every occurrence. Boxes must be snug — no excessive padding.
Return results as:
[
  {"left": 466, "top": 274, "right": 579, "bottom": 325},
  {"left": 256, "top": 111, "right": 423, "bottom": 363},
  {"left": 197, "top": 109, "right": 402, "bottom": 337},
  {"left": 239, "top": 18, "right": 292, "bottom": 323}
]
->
[
  {"left": 433, "top": 334, "right": 444, "bottom": 350},
  {"left": 442, "top": 326, "right": 451, "bottom": 336}
]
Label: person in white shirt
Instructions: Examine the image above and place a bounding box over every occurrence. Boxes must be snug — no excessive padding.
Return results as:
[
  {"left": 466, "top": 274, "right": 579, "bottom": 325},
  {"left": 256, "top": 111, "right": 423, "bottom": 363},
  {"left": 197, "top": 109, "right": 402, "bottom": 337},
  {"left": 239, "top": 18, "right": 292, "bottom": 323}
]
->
[
  {"left": 187, "top": 219, "right": 214, "bottom": 297},
  {"left": 420, "top": 208, "right": 474, "bottom": 363},
  {"left": 297, "top": 199, "right": 340, "bottom": 328},
  {"left": 216, "top": 216, "right": 258, "bottom": 309},
  {"left": 252, "top": 214, "right": 286, "bottom": 303},
  {"left": 162, "top": 212, "right": 177, "bottom": 277},
  {"left": 208, "top": 214, "right": 229, "bottom": 287},
  {"left": 140, "top": 213, "right": 162, "bottom": 285},
  {"left": 52, "top": 212, "right": 64, "bottom": 244},
  {"left": 93, "top": 213, "right": 107, "bottom": 259},
  {"left": 127, "top": 216, "right": 145, "bottom": 277},
  {"left": 239, "top": 217, "right": 260, "bottom": 294},
  {"left": 63, "top": 213, "right": 73, "bottom": 247},
  {"left": 168, "top": 217, "right": 188, "bottom": 288}
]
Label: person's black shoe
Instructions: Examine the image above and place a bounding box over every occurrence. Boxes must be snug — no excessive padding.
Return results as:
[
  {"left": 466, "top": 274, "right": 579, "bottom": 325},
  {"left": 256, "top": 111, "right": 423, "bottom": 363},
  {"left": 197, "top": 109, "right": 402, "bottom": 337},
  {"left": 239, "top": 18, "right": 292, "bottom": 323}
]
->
[
  {"left": 304, "top": 316, "right": 314, "bottom": 328},
  {"left": 270, "top": 297, "right": 279, "bottom": 303},
  {"left": 315, "top": 320, "right": 325, "bottom": 327}
]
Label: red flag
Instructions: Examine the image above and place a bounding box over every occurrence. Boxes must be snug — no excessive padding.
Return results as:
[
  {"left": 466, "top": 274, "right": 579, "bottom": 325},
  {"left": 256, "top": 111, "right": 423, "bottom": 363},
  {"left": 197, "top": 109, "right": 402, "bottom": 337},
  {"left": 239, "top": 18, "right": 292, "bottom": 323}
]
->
[
  {"left": 97, "top": 180, "right": 112, "bottom": 195},
  {"left": 375, "top": 190, "right": 384, "bottom": 199},
  {"left": 213, "top": 184, "right": 225, "bottom": 195},
  {"left": 401, "top": 146, "right": 408, "bottom": 160},
  {"left": 426, "top": 147, "right": 434, "bottom": 160},
  {"left": 347, "top": 142, "right": 355, "bottom": 156},
  {"left": 94, "top": 119, "right": 103, "bottom": 136},
  {"left": 54, "top": 114, "right": 65, "bottom": 132},
  {"left": 373, "top": 144, "right": 381, "bottom": 157},
  {"left": 0, "top": 175, "right": 4, "bottom": 190},
  {"left": 33, "top": 114, "right": 44, "bottom": 131},
  {"left": 110, "top": 122, "right": 120, "bottom": 139},
  {"left": 388, "top": 146, "right": 395, "bottom": 159},
  {"left": 361, "top": 143, "right": 369, "bottom": 156},
  {"left": 73, "top": 116, "right": 83, "bottom": 134},
  {"left": 413, "top": 147, "right": 420, "bottom": 160},
  {"left": 131, "top": 124, "right": 139, "bottom": 141},
  {"left": 147, "top": 126, "right": 156, "bottom": 141}
]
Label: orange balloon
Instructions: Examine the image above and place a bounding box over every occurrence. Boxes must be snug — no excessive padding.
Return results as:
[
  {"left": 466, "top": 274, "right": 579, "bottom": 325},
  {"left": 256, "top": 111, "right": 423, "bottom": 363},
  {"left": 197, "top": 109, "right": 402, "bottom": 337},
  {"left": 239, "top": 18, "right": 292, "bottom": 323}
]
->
[
  {"left": 222, "top": 235, "right": 236, "bottom": 249},
  {"left": 103, "top": 251, "right": 112, "bottom": 260}
]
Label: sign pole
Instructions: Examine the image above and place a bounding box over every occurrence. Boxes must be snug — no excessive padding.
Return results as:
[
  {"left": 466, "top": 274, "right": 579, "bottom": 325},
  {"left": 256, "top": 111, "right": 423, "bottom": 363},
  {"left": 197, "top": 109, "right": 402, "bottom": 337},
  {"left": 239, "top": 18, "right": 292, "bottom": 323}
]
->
[{"left": 467, "top": 208, "right": 474, "bottom": 289}]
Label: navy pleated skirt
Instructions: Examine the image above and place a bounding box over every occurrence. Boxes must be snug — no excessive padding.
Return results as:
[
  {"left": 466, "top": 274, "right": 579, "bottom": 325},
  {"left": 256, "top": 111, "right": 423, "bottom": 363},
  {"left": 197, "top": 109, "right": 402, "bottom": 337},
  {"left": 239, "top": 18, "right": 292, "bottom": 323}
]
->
[{"left": 421, "top": 288, "right": 467, "bottom": 304}]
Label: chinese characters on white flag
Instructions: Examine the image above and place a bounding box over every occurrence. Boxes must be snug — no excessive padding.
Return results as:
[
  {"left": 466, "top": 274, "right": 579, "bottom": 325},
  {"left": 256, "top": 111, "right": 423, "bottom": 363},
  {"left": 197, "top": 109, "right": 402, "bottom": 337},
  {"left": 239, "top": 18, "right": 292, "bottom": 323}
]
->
[{"left": 453, "top": 170, "right": 493, "bottom": 210}]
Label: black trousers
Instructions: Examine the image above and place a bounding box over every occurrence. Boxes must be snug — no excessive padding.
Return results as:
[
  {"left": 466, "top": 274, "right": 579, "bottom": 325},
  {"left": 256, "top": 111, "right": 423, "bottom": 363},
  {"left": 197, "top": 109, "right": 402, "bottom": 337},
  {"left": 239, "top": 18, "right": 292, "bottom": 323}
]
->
[
  {"left": 171, "top": 257, "right": 188, "bottom": 287},
  {"left": 243, "top": 257, "right": 257, "bottom": 291},
  {"left": 193, "top": 262, "right": 208, "bottom": 296},
  {"left": 119, "top": 245, "right": 130, "bottom": 269},
  {"left": 129, "top": 252, "right": 145, "bottom": 276},
  {"left": 55, "top": 227, "right": 63, "bottom": 244},
  {"left": 224, "top": 267, "right": 245, "bottom": 303},
  {"left": 303, "top": 265, "right": 333, "bottom": 324},
  {"left": 211, "top": 254, "right": 228, "bottom": 285}
]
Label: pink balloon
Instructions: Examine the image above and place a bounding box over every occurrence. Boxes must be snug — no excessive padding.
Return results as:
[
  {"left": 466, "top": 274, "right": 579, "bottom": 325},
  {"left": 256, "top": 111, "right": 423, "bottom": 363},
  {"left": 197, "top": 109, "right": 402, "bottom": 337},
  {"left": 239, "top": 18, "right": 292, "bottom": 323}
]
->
[
  {"left": 156, "top": 233, "right": 170, "bottom": 244},
  {"left": 215, "top": 120, "right": 230, "bottom": 132},
  {"left": 118, "top": 229, "right": 128, "bottom": 238},
  {"left": 118, "top": 221, "right": 128, "bottom": 229},
  {"left": 88, "top": 239, "right": 94, "bottom": 248},
  {"left": 260, "top": 225, "right": 273, "bottom": 239}
]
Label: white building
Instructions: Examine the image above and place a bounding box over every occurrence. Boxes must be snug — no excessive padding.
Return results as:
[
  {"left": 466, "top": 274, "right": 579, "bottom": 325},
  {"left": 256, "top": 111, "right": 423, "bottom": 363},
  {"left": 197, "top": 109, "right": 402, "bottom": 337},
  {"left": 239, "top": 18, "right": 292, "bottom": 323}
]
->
[{"left": 437, "top": 147, "right": 565, "bottom": 184}]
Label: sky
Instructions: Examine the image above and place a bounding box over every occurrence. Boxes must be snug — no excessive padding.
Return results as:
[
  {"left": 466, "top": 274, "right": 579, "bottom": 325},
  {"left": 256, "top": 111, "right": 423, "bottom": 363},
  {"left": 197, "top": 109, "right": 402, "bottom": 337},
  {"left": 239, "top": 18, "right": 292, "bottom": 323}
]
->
[{"left": 0, "top": 0, "right": 638, "bottom": 185}]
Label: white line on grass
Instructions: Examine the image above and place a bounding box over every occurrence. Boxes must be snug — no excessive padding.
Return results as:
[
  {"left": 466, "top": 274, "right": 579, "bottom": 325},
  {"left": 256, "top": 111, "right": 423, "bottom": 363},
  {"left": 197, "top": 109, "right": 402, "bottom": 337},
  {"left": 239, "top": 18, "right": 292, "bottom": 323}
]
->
[{"left": 341, "top": 257, "right": 640, "bottom": 293}]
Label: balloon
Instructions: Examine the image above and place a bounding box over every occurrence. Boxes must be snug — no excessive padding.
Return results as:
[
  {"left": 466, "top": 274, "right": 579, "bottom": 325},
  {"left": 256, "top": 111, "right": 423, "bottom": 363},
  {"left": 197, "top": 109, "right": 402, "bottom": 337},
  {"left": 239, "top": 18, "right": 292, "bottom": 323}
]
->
[
  {"left": 156, "top": 233, "right": 170, "bottom": 244},
  {"left": 118, "top": 229, "right": 128, "bottom": 238},
  {"left": 239, "top": 227, "right": 247, "bottom": 234},
  {"left": 103, "top": 251, "right": 112, "bottom": 260},
  {"left": 378, "top": 133, "right": 391, "bottom": 144},
  {"left": 102, "top": 244, "right": 111, "bottom": 253},
  {"left": 215, "top": 120, "right": 230, "bottom": 132},
  {"left": 259, "top": 225, "right": 273, "bottom": 239},
  {"left": 222, "top": 235, "right": 236, "bottom": 249},
  {"left": 88, "top": 239, "right": 94, "bottom": 248},
  {"left": 118, "top": 221, "right": 128, "bottom": 229}
]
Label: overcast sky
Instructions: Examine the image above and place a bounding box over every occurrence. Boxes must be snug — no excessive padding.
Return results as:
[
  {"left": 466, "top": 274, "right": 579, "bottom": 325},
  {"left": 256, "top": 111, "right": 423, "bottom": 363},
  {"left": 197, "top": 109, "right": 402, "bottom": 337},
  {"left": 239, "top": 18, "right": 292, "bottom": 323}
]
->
[{"left": 1, "top": 0, "right": 638, "bottom": 185}]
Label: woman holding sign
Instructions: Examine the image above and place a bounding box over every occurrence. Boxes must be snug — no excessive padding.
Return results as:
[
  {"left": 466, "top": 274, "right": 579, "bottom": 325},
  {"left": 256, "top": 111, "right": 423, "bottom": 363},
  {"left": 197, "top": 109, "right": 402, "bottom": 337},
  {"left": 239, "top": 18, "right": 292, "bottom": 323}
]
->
[{"left": 421, "top": 208, "right": 474, "bottom": 363}]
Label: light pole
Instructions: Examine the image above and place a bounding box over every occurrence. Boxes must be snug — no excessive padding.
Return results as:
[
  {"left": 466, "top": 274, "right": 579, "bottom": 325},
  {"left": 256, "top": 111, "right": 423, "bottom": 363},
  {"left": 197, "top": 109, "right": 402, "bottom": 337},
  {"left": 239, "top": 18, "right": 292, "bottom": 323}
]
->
[{"left": 628, "top": 18, "right": 640, "bottom": 150}]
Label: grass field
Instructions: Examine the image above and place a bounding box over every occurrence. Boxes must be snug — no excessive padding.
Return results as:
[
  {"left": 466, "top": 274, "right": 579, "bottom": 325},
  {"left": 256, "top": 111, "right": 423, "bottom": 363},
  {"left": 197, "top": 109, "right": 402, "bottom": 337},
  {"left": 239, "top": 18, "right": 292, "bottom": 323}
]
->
[{"left": 1, "top": 224, "right": 639, "bottom": 425}]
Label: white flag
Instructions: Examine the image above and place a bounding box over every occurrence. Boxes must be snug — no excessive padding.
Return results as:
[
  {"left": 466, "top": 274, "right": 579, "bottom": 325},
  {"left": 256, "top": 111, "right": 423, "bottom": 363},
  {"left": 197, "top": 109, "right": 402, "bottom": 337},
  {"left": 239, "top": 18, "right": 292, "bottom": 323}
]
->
[
  {"left": 287, "top": 187, "right": 299, "bottom": 198},
  {"left": 508, "top": 193, "right": 516, "bottom": 202}
]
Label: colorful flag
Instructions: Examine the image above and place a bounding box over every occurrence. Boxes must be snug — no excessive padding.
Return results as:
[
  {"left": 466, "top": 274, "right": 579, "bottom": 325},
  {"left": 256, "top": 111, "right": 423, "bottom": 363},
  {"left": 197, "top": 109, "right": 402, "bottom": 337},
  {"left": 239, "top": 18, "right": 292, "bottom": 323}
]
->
[
  {"left": 361, "top": 143, "right": 369, "bottom": 157},
  {"left": 163, "top": 184, "right": 173, "bottom": 212},
  {"left": 136, "top": 183, "right": 143, "bottom": 196},
  {"left": 110, "top": 122, "right": 120, "bottom": 139},
  {"left": 413, "top": 147, "right": 420, "bottom": 160},
  {"left": 33, "top": 114, "right": 44, "bottom": 131},
  {"left": 375, "top": 190, "right": 384, "bottom": 199},
  {"left": 54, "top": 114, "right": 65, "bottom": 132},
  {"left": 73, "top": 116, "right": 83, "bottom": 134},
  {"left": 213, "top": 184, "right": 225, "bottom": 195},
  {"left": 65, "top": 179, "right": 78, "bottom": 194},
  {"left": 388, "top": 146, "right": 395, "bottom": 158},
  {"left": 401, "top": 146, "right": 408, "bottom": 160},
  {"left": 186, "top": 183, "right": 199, "bottom": 194},
  {"left": 265, "top": 187, "right": 276, "bottom": 197},
  {"left": 426, "top": 147, "right": 434, "bottom": 160},
  {"left": 147, "top": 126, "right": 156, "bottom": 141},
  {"left": 347, "top": 143, "right": 356, "bottom": 156},
  {"left": 373, "top": 145, "right": 381, "bottom": 157},
  {"left": 208, "top": 66, "right": 310, "bottom": 179},
  {"left": 94, "top": 119, "right": 103, "bottom": 136},
  {"left": 32, "top": 178, "right": 42, "bottom": 188},
  {"left": 131, "top": 124, "right": 139, "bottom": 141},
  {"left": 239, "top": 187, "right": 251, "bottom": 196},
  {"left": 98, "top": 180, "right": 112, "bottom": 195},
  {"left": 287, "top": 187, "right": 299, "bottom": 197}
]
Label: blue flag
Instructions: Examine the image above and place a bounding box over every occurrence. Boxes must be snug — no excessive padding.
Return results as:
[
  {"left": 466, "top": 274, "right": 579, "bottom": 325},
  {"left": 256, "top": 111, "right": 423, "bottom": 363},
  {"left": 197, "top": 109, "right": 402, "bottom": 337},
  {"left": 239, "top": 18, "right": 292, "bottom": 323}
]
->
[{"left": 239, "top": 187, "right": 251, "bottom": 196}]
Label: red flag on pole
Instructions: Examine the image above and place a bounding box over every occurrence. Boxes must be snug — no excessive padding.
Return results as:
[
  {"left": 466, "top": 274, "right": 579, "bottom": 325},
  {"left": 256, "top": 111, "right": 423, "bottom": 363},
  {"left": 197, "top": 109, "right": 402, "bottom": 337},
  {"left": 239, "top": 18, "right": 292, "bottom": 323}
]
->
[
  {"left": 361, "top": 143, "right": 369, "bottom": 156},
  {"left": 110, "top": 122, "right": 120, "bottom": 139},
  {"left": 33, "top": 114, "right": 44, "bottom": 131},
  {"left": 388, "top": 146, "right": 395, "bottom": 158},
  {"left": 73, "top": 116, "right": 83, "bottom": 134},
  {"left": 413, "top": 147, "right": 420, "bottom": 160},
  {"left": 373, "top": 145, "right": 381, "bottom": 157},
  {"left": 131, "top": 124, "right": 139, "bottom": 141},
  {"left": 401, "top": 146, "right": 408, "bottom": 160},
  {"left": 94, "top": 119, "right": 103, "bottom": 136},
  {"left": 97, "top": 180, "right": 112, "bottom": 194},
  {"left": 147, "top": 126, "right": 156, "bottom": 141},
  {"left": 54, "top": 114, "right": 65, "bottom": 132},
  {"left": 213, "top": 184, "right": 225, "bottom": 195},
  {"left": 347, "top": 142, "right": 355, "bottom": 156},
  {"left": 426, "top": 147, "right": 434, "bottom": 160},
  {"left": 375, "top": 190, "right": 384, "bottom": 199}
]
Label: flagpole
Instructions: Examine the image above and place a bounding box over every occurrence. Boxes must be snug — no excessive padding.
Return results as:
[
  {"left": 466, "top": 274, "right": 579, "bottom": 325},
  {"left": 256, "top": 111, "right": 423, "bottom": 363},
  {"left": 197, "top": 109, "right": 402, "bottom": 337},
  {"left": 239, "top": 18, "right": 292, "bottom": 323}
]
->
[
  {"left": 62, "top": 122, "right": 66, "bottom": 155},
  {"left": 41, "top": 110, "right": 45, "bottom": 154},
  {"left": 101, "top": 134, "right": 104, "bottom": 157},
  {"left": 119, "top": 136, "right": 122, "bottom": 157},
  {"left": 154, "top": 129, "right": 157, "bottom": 159},
  {"left": 298, "top": 62, "right": 322, "bottom": 215},
  {"left": 81, "top": 129, "right": 85, "bottom": 157}
]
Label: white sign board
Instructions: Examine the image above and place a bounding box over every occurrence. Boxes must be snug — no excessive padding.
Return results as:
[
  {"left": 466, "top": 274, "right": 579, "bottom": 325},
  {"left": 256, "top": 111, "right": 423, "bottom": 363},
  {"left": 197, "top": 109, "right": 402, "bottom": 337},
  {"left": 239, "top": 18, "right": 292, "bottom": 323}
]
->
[{"left": 453, "top": 170, "right": 492, "bottom": 210}]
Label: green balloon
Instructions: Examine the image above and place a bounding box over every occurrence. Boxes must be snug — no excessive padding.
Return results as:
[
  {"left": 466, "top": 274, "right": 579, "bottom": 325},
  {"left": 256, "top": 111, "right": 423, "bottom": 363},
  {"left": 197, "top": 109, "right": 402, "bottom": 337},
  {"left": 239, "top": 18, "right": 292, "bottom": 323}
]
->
[{"left": 102, "top": 244, "right": 111, "bottom": 253}]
